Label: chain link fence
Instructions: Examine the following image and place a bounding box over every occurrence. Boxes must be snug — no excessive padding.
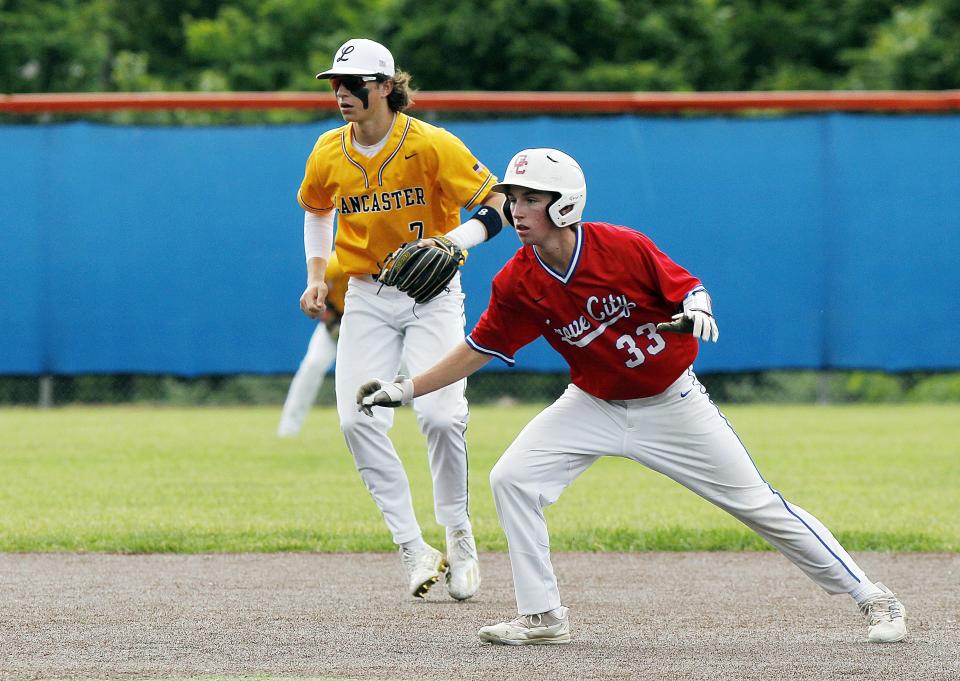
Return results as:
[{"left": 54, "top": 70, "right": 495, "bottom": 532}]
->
[{"left": 3, "top": 371, "right": 960, "bottom": 407}]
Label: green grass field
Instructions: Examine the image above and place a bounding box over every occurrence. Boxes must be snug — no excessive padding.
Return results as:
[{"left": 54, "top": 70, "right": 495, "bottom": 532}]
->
[{"left": 1, "top": 404, "right": 957, "bottom": 553}]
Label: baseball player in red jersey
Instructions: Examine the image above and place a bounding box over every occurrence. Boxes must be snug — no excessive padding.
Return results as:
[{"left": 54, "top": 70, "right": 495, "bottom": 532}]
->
[{"left": 357, "top": 148, "right": 906, "bottom": 646}]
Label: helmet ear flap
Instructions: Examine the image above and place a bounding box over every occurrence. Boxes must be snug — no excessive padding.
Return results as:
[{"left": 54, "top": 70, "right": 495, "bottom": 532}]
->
[
  {"left": 546, "top": 192, "right": 568, "bottom": 228},
  {"left": 550, "top": 194, "right": 579, "bottom": 229}
]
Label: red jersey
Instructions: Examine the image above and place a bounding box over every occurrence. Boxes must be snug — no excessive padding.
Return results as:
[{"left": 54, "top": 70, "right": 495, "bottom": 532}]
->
[{"left": 467, "top": 222, "right": 702, "bottom": 400}]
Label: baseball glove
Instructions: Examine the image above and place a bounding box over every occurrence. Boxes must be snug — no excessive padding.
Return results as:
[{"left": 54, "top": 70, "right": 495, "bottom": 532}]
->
[{"left": 378, "top": 236, "right": 466, "bottom": 304}]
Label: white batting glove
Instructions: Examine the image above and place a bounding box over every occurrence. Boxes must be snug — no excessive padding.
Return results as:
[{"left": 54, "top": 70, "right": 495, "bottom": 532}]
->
[
  {"left": 682, "top": 288, "right": 719, "bottom": 343},
  {"left": 356, "top": 376, "right": 414, "bottom": 417}
]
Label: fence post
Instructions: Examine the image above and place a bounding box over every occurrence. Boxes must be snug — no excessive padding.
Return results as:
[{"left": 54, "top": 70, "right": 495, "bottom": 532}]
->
[
  {"left": 816, "top": 372, "right": 830, "bottom": 404},
  {"left": 38, "top": 375, "right": 54, "bottom": 408}
]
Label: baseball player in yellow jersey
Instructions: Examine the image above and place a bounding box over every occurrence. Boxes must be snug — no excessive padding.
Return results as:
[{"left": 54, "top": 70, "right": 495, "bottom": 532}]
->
[
  {"left": 277, "top": 252, "right": 347, "bottom": 437},
  {"left": 296, "top": 38, "right": 507, "bottom": 601}
]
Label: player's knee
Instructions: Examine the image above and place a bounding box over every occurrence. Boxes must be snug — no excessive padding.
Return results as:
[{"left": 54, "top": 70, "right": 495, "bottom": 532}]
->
[
  {"left": 338, "top": 409, "right": 374, "bottom": 439},
  {"left": 716, "top": 485, "right": 780, "bottom": 518},
  {"left": 489, "top": 458, "right": 511, "bottom": 495},
  {"left": 416, "top": 410, "right": 467, "bottom": 438},
  {"left": 489, "top": 454, "right": 526, "bottom": 496},
  {"left": 338, "top": 415, "right": 359, "bottom": 439}
]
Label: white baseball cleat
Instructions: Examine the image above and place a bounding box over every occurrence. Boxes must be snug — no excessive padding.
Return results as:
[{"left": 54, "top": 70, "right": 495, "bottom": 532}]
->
[
  {"left": 399, "top": 544, "right": 447, "bottom": 598},
  {"left": 478, "top": 607, "right": 571, "bottom": 645},
  {"left": 445, "top": 528, "right": 481, "bottom": 601},
  {"left": 859, "top": 583, "right": 906, "bottom": 643}
]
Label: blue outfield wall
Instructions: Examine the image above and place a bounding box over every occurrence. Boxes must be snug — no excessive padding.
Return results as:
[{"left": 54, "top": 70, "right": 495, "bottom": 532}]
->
[{"left": 1, "top": 114, "right": 958, "bottom": 375}]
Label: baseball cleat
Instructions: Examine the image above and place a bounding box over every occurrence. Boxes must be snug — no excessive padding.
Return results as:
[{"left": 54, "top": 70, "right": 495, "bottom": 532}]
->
[
  {"left": 478, "top": 607, "right": 570, "bottom": 645},
  {"left": 859, "top": 583, "right": 906, "bottom": 643},
  {"left": 399, "top": 544, "right": 447, "bottom": 598},
  {"left": 445, "top": 528, "right": 481, "bottom": 601}
]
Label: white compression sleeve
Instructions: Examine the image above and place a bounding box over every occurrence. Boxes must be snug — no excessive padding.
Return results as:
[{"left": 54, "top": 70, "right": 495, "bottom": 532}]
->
[
  {"left": 304, "top": 210, "right": 334, "bottom": 261},
  {"left": 444, "top": 218, "right": 488, "bottom": 250}
]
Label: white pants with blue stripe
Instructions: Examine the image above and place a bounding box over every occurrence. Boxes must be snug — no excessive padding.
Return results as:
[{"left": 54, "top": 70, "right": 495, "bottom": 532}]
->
[{"left": 489, "top": 370, "right": 866, "bottom": 615}]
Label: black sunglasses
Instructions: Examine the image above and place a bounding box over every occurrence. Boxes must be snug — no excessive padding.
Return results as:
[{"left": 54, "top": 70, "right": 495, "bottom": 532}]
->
[{"left": 330, "top": 75, "right": 380, "bottom": 92}]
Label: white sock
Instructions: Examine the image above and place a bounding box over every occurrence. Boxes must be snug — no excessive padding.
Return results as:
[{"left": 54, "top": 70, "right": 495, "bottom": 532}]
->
[
  {"left": 849, "top": 581, "right": 884, "bottom": 605},
  {"left": 400, "top": 536, "right": 427, "bottom": 553}
]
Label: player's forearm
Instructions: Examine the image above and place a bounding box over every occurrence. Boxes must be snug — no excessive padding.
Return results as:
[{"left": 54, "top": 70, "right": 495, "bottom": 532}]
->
[
  {"left": 306, "top": 256, "right": 328, "bottom": 286},
  {"left": 445, "top": 193, "right": 507, "bottom": 248},
  {"left": 481, "top": 191, "right": 507, "bottom": 221},
  {"left": 477, "top": 191, "right": 507, "bottom": 238},
  {"left": 411, "top": 343, "right": 492, "bottom": 398},
  {"left": 303, "top": 209, "right": 334, "bottom": 262}
]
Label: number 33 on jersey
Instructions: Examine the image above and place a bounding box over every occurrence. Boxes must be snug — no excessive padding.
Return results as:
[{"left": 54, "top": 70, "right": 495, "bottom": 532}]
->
[{"left": 467, "top": 222, "right": 703, "bottom": 400}]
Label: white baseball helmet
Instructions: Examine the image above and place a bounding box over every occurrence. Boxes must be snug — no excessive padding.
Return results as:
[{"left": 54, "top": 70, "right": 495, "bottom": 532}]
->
[{"left": 492, "top": 148, "right": 586, "bottom": 227}]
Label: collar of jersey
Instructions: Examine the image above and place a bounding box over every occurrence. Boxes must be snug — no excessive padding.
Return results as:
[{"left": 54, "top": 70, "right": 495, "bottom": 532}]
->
[
  {"left": 340, "top": 113, "right": 412, "bottom": 190},
  {"left": 533, "top": 223, "right": 584, "bottom": 285}
]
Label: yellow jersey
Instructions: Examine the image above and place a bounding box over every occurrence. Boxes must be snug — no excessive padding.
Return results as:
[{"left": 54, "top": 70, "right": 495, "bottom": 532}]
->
[{"left": 297, "top": 113, "right": 497, "bottom": 277}]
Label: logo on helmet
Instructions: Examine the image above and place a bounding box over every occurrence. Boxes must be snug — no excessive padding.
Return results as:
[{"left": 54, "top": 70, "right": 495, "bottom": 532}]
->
[
  {"left": 336, "top": 45, "right": 355, "bottom": 62},
  {"left": 513, "top": 155, "right": 528, "bottom": 175}
]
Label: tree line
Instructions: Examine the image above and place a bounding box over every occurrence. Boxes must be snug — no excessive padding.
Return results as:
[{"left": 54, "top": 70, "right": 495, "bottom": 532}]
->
[{"left": 3, "top": 0, "right": 959, "bottom": 96}]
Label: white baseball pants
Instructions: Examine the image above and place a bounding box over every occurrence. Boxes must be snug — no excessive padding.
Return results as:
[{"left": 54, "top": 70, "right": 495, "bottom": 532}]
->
[
  {"left": 278, "top": 323, "right": 337, "bottom": 435},
  {"left": 490, "top": 370, "right": 868, "bottom": 615},
  {"left": 335, "top": 274, "right": 470, "bottom": 545}
]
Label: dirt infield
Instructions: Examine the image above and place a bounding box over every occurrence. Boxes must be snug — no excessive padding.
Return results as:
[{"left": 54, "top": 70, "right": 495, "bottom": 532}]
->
[{"left": 1, "top": 552, "right": 957, "bottom": 681}]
